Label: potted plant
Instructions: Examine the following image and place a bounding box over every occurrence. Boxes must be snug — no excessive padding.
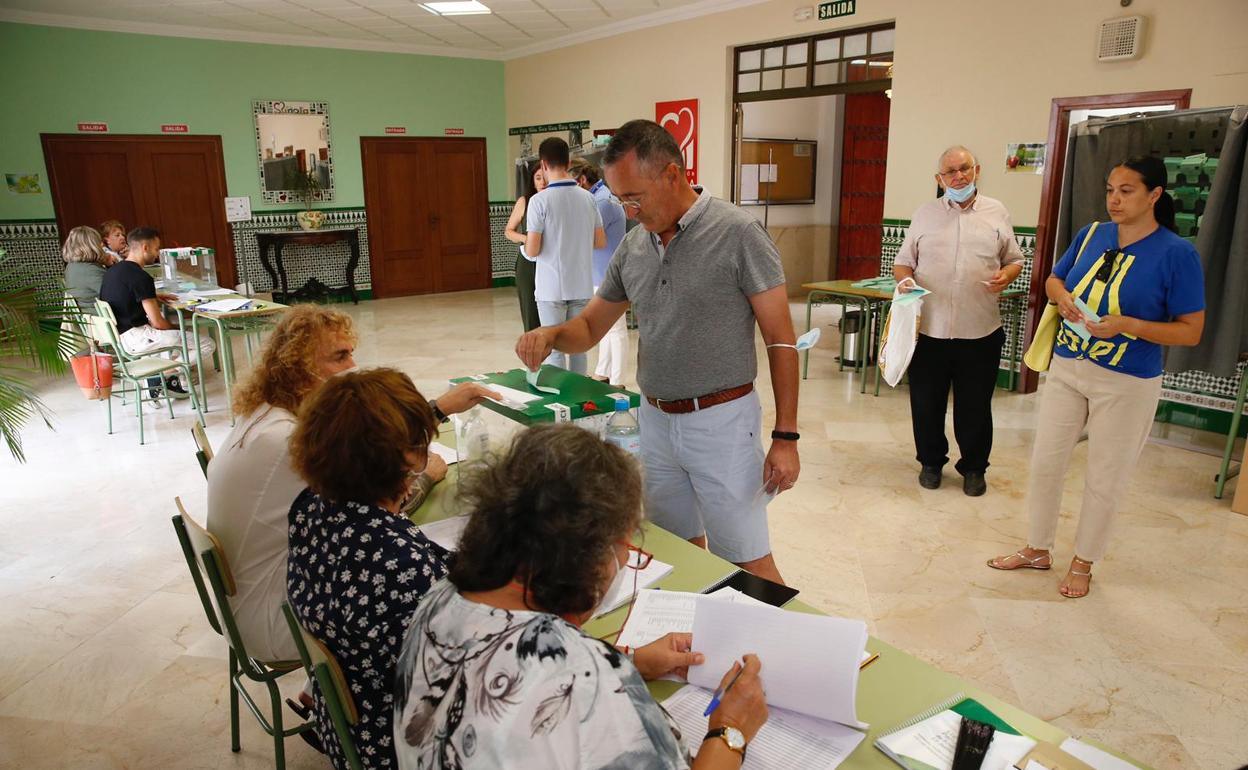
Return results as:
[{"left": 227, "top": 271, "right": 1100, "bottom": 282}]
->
[
  {"left": 0, "top": 248, "right": 82, "bottom": 462},
  {"left": 293, "top": 169, "right": 325, "bottom": 230}
]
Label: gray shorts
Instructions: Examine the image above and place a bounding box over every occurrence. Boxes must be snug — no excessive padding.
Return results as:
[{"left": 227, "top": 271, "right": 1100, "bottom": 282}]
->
[{"left": 639, "top": 389, "right": 771, "bottom": 563}]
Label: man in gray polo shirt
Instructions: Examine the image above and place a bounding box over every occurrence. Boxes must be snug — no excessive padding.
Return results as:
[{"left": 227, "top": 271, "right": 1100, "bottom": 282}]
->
[{"left": 516, "top": 119, "right": 800, "bottom": 583}]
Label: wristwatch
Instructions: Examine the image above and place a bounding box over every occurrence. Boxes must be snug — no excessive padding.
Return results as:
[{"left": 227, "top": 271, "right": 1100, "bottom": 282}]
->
[
  {"left": 703, "top": 726, "right": 747, "bottom": 759},
  {"left": 429, "top": 399, "right": 449, "bottom": 424},
  {"left": 771, "top": 430, "right": 800, "bottom": 441}
]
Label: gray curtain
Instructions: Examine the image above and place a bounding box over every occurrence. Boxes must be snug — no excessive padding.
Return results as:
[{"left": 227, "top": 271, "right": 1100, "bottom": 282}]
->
[
  {"left": 1168, "top": 106, "right": 1248, "bottom": 377},
  {"left": 1057, "top": 106, "right": 1248, "bottom": 377}
]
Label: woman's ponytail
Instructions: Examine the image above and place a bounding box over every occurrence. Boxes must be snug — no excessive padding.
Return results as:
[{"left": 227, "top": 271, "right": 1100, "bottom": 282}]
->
[{"left": 1114, "top": 156, "right": 1177, "bottom": 232}]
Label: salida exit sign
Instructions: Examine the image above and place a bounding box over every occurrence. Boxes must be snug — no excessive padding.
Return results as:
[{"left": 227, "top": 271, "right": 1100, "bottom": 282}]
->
[{"left": 818, "top": 0, "right": 855, "bottom": 20}]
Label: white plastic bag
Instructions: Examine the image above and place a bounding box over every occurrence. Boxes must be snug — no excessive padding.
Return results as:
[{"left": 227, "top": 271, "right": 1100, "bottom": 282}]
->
[{"left": 878, "top": 278, "right": 927, "bottom": 387}]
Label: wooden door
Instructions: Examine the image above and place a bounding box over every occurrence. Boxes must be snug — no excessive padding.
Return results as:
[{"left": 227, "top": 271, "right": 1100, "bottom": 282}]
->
[
  {"left": 361, "top": 136, "right": 490, "bottom": 298},
  {"left": 41, "top": 134, "right": 236, "bottom": 287},
  {"left": 836, "top": 92, "right": 891, "bottom": 280}
]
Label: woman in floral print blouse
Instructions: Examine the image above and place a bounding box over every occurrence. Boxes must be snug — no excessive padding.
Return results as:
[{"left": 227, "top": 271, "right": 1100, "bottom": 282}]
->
[
  {"left": 393, "top": 424, "right": 770, "bottom": 770},
  {"left": 287, "top": 367, "right": 451, "bottom": 769}
]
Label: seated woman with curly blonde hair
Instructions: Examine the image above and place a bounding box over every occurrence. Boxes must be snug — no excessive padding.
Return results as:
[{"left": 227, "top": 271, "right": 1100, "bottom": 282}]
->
[{"left": 206, "top": 304, "right": 497, "bottom": 661}]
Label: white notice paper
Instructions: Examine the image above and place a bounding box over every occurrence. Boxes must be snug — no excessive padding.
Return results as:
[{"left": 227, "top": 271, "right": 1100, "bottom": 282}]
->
[
  {"left": 194, "top": 298, "right": 252, "bottom": 313},
  {"left": 484, "top": 383, "right": 543, "bottom": 408},
  {"left": 1059, "top": 738, "right": 1142, "bottom": 770},
  {"left": 615, "top": 588, "right": 768, "bottom": 650},
  {"left": 224, "top": 195, "right": 252, "bottom": 222},
  {"left": 665, "top": 685, "right": 865, "bottom": 769},
  {"left": 428, "top": 442, "right": 457, "bottom": 465},
  {"left": 689, "top": 599, "right": 867, "bottom": 729},
  {"left": 740, "top": 164, "right": 760, "bottom": 201},
  {"left": 191, "top": 288, "right": 235, "bottom": 297},
  {"left": 418, "top": 515, "right": 469, "bottom": 553}
]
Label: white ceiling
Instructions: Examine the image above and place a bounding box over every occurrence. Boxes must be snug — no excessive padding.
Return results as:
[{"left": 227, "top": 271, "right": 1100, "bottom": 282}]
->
[{"left": 0, "top": 0, "right": 768, "bottom": 60}]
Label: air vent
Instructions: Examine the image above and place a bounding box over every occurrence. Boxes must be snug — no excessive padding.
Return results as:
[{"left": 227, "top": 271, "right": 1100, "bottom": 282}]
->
[{"left": 1098, "top": 15, "right": 1145, "bottom": 61}]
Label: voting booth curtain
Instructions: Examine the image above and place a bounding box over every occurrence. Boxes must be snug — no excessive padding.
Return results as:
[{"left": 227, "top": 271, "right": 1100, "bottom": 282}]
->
[{"left": 1056, "top": 105, "right": 1248, "bottom": 378}]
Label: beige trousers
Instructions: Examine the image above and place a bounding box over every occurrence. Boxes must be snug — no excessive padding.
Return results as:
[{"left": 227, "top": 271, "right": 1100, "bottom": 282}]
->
[{"left": 1026, "top": 355, "right": 1161, "bottom": 562}]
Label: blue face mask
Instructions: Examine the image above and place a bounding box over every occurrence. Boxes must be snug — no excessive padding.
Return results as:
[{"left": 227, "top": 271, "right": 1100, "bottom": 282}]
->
[{"left": 944, "top": 182, "right": 976, "bottom": 203}]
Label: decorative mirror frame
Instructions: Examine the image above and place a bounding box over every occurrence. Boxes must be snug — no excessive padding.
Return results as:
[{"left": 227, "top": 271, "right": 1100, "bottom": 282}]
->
[{"left": 252, "top": 99, "right": 335, "bottom": 204}]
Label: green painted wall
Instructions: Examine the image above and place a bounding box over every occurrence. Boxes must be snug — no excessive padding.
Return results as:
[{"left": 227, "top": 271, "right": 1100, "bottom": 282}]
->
[{"left": 0, "top": 22, "right": 507, "bottom": 220}]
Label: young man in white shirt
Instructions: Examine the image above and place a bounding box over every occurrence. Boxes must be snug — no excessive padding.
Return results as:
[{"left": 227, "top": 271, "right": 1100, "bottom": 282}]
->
[{"left": 524, "top": 137, "right": 606, "bottom": 374}]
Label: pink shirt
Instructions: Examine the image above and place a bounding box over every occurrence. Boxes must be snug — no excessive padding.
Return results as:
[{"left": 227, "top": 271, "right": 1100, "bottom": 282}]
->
[{"left": 894, "top": 194, "right": 1024, "bottom": 339}]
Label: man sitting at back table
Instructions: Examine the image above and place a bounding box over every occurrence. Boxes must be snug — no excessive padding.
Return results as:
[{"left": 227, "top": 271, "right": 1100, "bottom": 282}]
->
[{"left": 98, "top": 226, "right": 216, "bottom": 396}]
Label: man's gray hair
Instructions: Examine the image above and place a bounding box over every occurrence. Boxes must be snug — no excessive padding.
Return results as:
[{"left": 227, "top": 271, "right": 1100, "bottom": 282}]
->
[
  {"left": 937, "top": 145, "right": 978, "bottom": 170},
  {"left": 604, "top": 119, "right": 684, "bottom": 172}
]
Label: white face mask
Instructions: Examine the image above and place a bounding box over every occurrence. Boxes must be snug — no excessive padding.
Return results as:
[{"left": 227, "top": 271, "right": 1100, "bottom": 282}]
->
[
  {"left": 593, "top": 548, "right": 630, "bottom": 619},
  {"left": 766, "top": 327, "right": 821, "bottom": 352}
]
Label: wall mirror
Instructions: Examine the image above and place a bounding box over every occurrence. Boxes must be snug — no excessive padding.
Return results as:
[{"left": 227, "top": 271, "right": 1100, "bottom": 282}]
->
[{"left": 252, "top": 100, "right": 334, "bottom": 204}]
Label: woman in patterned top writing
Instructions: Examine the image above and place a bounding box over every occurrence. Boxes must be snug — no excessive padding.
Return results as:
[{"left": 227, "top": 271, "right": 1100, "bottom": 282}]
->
[{"left": 393, "top": 423, "right": 769, "bottom": 770}]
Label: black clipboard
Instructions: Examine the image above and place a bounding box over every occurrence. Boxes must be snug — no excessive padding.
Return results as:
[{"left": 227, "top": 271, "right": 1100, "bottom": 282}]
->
[{"left": 702, "top": 570, "right": 799, "bottom": 607}]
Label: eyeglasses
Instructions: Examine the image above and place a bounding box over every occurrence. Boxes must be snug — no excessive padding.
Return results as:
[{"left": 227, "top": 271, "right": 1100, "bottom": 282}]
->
[
  {"left": 621, "top": 542, "right": 654, "bottom": 570},
  {"left": 938, "top": 163, "right": 976, "bottom": 179},
  {"left": 1095, "top": 248, "right": 1120, "bottom": 283},
  {"left": 608, "top": 194, "right": 642, "bottom": 212}
]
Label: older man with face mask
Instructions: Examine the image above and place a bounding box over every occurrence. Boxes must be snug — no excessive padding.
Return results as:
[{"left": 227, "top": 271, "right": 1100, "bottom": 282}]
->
[
  {"left": 893, "top": 146, "right": 1024, "bottom": 497},
  {"left": 516, "top": 119, "right": 800, "bottom": 584}
]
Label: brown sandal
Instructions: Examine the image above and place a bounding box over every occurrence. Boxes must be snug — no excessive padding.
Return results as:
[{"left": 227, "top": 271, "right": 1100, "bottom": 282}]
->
[
  {"left": 986, "top": 550, "right": 1052, "bottom": 571},
  {"left": 1059, "top": 558, "right": 1093, "bottom": 598}
]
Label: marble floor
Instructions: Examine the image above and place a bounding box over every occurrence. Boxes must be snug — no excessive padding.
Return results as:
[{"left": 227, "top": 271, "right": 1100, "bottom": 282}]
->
[{"left": 1, "top": 288, "right": 1245, "bottom": 769}]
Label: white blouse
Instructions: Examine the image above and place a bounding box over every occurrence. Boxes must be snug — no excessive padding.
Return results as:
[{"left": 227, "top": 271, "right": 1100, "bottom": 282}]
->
[{"left": 205, "top": 405, "right": 304, "bottom": 662}]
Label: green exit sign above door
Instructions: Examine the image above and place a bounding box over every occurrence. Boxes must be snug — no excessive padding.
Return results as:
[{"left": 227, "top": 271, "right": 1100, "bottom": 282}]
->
[{"left": 818, "top": 0, "right": 855, "bottom": 20}]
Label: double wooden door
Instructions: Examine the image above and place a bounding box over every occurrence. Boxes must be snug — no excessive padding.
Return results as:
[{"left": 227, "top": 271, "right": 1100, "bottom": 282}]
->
[
  {"left": 360, "top": 137, "right": 491, "bottom": 297},
  {"left": 836, "top": 92, "right": 891, "bottom": 280},
  {"left": 41, "top": 134, "right": 236, "bottom": 287}
]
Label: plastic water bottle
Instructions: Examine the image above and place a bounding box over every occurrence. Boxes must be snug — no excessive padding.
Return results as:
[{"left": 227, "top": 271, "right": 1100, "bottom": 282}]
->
[
  {"left": 604, "top": 398, "right": 641, "bottom": 458},
  {"left": 458, "top": 407, "right": 490, "bottom": 466}
]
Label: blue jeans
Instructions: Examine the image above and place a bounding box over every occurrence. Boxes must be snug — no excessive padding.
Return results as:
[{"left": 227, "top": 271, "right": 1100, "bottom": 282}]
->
[{"left": 536, "top": 299, "right": 589, "bottom": 374}]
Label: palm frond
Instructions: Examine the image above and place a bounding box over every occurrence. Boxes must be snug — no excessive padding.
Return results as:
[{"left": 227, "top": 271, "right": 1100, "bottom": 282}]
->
[{"left": 0, "top": 248, "right": 82, "bottom": 462}]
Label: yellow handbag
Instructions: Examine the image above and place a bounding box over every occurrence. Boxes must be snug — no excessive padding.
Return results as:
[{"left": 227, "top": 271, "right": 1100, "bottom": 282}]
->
[{"left": 1023, "top": 222, "right": 1100, "bottom": 373}]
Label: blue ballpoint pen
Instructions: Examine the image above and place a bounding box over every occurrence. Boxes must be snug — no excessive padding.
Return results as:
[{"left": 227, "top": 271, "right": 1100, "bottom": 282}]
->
[{"left": 702, "top": 663, "right": 745, "bottom": 717}]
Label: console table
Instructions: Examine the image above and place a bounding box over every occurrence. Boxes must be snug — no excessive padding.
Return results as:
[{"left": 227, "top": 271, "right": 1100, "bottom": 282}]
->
[{"left": 255, "top": 228, "right": 361, "bottom": 304}]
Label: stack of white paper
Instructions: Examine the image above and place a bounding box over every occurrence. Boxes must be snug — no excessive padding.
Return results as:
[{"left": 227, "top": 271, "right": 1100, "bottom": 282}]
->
[
  {"left": 194, "top": 298, "right": 251, "bottom": 313},
  {"left": 615, "top": 588, "right": 765, "bottom": 650},
  {"left": 688, "top": 600, "right": 868, "bottom": 730},
  {"left": 665, "top": 686, "right": 866, "bottom": 769},
  {"left": 191, "top": 288, "right": 235, "bottom": 298}
]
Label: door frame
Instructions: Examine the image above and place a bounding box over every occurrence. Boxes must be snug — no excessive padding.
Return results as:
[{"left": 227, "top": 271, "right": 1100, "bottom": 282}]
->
[
  {"left": 40, "top": 133, "right": 237, "bottom": 287},
  {"left": 359, "top": 135, "right": 491, "bottom": 298},
  {"left": 1019, "top": 88, "right": 1192, "bottom": 393}
]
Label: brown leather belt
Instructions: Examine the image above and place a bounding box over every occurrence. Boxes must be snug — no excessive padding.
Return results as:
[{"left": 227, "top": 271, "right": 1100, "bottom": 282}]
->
[{"left": 645, "top": 383, "right": 754, "bottom": 414}]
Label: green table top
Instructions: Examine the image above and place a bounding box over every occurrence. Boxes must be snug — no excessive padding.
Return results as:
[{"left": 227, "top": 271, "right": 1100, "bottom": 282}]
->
[
  {"left": 803, "top": 279, "right": 1026, "bottom": 303},
  {"left": 449, "top": 366, "right": 640, "bottom": 423},
  {"left": 406, "top": 455, "right": 1145, "bottom": 769}
]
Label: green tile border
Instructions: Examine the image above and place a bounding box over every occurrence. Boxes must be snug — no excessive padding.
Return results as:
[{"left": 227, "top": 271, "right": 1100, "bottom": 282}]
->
[
  {"left": 1156, "top": 400, "right": 1248, "bottom": 438},
  {"left": 492, "top": 276, "right": 516, "bottom": 288}
]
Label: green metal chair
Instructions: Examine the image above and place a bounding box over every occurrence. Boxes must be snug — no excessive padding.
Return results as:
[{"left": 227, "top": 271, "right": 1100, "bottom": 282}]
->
[
  {"left": 92, "top": 300, "right": 203, "bottom": 444},
  {"left": 171, "top": 498, "right": 313, "bottom": 768},
  {"left": 191, "top": 422, "right": 214, "bottom": 478},
  {"left": 281, "top": 602, "right": 364, "bottom": 770}
]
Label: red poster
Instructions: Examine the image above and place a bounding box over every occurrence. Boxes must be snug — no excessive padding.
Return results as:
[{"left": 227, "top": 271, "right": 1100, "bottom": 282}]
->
[
  {"left": 384, "top": 126, "right": 406, "bottom": 134},
  {"left": 444, "top": 128, "right": 465, "bottom": 136},
  {"left": 161, "top": 124, "right": 189, "bottom": 133},
  {"left": 655, "top": 99, "right": 698, "bottom": 184},
  {"left": 77, "top": 122, "right": 108, "bottom": 133}
]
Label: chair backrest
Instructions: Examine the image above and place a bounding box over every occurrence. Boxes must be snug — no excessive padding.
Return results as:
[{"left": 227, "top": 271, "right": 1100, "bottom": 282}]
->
[
  {"left": 172, "top": 496, "right": 271, "bottom": 680},
  {"left": 281, "top": 602, "right": 363, "bottom": 770},
  {"left": 91, "top": 299, "right": 142, "bottom": 376},
  {"left": 191, "top": 424, "right": 214, "bottom": 477},
  {"left": 171, "top": 499, "right": 225, "bottom": 636}
]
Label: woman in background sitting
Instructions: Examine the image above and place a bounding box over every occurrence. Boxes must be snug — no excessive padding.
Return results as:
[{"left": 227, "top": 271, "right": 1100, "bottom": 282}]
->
[
  {"left": 394, "top": 424, "right": 769, "bottom": 770},
  {"left": 62, "top": 225, "right": 110, "bottom": 314},
  {"left": 98, "top": 218, "right": 127, "bottom": 264}
]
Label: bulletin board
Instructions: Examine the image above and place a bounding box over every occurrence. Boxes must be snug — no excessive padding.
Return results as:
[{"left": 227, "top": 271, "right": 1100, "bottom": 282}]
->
[{"left": 738, "top": 138, "right": 817, "bottom": 205}]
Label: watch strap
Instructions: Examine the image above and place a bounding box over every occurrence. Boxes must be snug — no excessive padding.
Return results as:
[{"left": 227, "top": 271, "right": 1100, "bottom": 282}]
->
[
  {"left": 702, "top": 727, "right": 747, "bottom": 759},
  {"left": 771, "top": 429, "right": 800, "bottom": 441},
  {"left": 429, "top": 399, "right": 449, "bottom": 424}
]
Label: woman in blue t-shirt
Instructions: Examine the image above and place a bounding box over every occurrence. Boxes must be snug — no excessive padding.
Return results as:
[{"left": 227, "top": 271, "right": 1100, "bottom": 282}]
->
[{"left": 988, "top": 156, "right": 1205, "bottom": 598}]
